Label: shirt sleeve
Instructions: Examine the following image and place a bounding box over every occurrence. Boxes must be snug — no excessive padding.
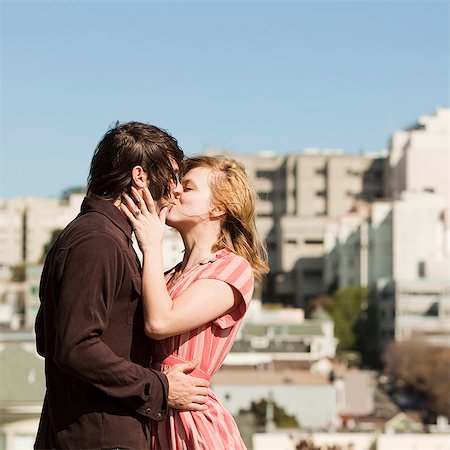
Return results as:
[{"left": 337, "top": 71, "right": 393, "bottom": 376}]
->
[
  {"left": 52, "top": 232, "right": 168, "bottom": 421},
  {"left": 197, "top": 254, "right": 254, "bottom": 329}
]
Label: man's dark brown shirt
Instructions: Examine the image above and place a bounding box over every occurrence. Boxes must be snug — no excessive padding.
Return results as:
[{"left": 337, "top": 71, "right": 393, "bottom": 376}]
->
[{"left": 35, "top": 197, "right": 168, "bottom": 449}]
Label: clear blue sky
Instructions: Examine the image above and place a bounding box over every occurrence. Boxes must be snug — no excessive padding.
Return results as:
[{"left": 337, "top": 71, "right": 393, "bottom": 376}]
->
[{"left": 1, "top": 0, "right": 448, "bottom": 198}]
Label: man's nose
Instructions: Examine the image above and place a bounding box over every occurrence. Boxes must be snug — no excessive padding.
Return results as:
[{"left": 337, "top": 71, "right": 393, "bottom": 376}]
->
[{"left": 173, "top": 181, "right": 183, "bottom": 197}]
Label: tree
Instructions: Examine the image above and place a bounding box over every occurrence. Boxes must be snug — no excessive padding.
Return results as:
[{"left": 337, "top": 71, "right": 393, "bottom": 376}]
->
[
  {"left": 309, "top": 287, "right": 379, "bottom": 367},
  {"left": 355, "top": 299, "right": 380, "bottom": 368},
  {"left": 325, "top": 286, "right": 368, "bottom": 351},
  {"left": 10, "top": 264, "right": 26, "bottom": 282},
  {"left": 238, "top": 398, "right": 299, "bottom": 428},
  {"left": 383, "top": 340, "right": 450, "bottom": 418},
  {"left": 39, "top": 229, "right": 62, "bottom": 263},
  {"left": 61, "top": 186, "right": 86, "bottom": 200}
]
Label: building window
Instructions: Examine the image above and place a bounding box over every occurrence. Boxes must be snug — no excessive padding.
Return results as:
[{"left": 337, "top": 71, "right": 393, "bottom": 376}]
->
[
  {"left": 286, "top": 238, "right": 298, "bottom": 245},
  {"left": 30, "top": 286, "right": 39, "bottom": 296},
  {"left": 418, "top": 261, "right": 426, "bottom": 278},
  {"left": 304, "top": 239, "right": 324, "bottom": 245},
  {"left": 371, "top": 170, "right": 383, "bottom": 180},
  {"left": 315, "top": 190, "right": 326, "bottom": 197},
  {"left": 303, "top": 269, "right": 323, "bottom": 279},
  {"left": 257, "top": 191, "right": 271, "bottom": 200}
]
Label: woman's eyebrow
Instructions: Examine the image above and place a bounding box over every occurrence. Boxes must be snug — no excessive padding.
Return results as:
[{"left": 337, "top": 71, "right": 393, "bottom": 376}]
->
[{"left": 182, "top": 177, "right": 197, "bottom": 186}]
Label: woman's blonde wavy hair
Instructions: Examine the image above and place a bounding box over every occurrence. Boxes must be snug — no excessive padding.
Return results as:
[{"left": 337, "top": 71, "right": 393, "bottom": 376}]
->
[{"left": 183, "top": 155, "right": 269, "bottom": 280}]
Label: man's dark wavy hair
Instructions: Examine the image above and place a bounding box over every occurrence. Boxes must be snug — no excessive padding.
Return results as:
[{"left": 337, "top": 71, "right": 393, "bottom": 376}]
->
[{"left": 87, "top": 121, "right": 184, "bottom": 201}]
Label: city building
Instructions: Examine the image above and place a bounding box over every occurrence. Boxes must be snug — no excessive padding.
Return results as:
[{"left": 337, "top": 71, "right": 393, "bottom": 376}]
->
[
  {"left": 223, "top": 300, "right": 337, "bottom": 371},
  {"left": 252, "top": 431, "right": 450, "bottom": 450},
  {"left": 385, "top": 107, "right": 450, "bottom": 207},
  {"left": 205, "top": 147, "right": 386, "bottom": 308},
  {"left": 0, "top": 192, "right": 85, "bottom": 267},
  {"left": 0, "top": 339, "right": 45, "bottom": 450},
  {"left": 322, "top": 108, "right": 450, "bottom": 350},
  {"left": 376, "top": 277, "right": 450, "bottom": 349},
  {"left": 212, "top": 370, "right": 340, "bottom": 430}
]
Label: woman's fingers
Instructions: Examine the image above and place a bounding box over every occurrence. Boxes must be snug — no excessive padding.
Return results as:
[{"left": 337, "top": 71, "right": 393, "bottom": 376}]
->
[
  {"left": 119, "top": 203, "right": 137, "bottom": 225},
  {"left": 142, "top": 187, "right": 157, "bottom": 214},
  {"left": 159, "top": 206, "right": 169, "bottom": 224},
  {"left": 131, "top": 186, "right": 150, "bottom": 215},
  {"left": 122, "top": 192, "right": 138, "bottom": 213}
]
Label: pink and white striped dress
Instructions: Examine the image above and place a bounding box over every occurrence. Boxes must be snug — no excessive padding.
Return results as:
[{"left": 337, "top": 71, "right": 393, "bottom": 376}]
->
[{"left": 151, "top": 248, "right": 254, "bottom": 450}]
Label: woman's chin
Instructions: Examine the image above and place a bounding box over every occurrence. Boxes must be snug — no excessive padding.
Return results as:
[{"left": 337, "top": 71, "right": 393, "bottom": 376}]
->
[{"left": 166, "top": 215, "right": 179, "bottom": 229}]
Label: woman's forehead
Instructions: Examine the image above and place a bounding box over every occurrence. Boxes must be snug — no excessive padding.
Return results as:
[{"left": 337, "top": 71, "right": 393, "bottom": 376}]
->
[{"left": 183, "top": 166, "right": 214, "bottom": 182}]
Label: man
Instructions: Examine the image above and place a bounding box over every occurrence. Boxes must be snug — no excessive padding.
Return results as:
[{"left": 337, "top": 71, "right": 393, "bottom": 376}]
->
[{"left": 35, "top": 122, "right": 209, "bottom": 449}]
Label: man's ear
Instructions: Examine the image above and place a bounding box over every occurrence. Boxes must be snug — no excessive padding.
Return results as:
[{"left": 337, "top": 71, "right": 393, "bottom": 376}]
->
[
  {"left": 131, "top": 166, "right": 148, "bottom": 190},
  {"left": 210, "top": 205, "right": 226, "bottom": 219}
]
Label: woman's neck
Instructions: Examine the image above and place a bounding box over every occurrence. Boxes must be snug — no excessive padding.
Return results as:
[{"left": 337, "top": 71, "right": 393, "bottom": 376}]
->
[{"left": 179, "top": 225, "right": 218, "bottom": 272}]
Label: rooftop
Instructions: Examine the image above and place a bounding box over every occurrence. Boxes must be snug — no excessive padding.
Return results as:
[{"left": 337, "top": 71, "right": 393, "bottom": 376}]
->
[
  {"left": 213, "top": 369, "right": 329, "bottom": 385},
  {"left": 0, "top": 342, "right": 45, "bottom": 405}
]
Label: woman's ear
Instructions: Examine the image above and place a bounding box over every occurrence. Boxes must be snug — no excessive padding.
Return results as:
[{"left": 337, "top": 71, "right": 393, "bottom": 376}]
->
[
  {"left": 131, "top": 166, "right": 148, "bottom": 191},
  {"left": 210, "top": 205, "right": 226, "bottom": 219}
]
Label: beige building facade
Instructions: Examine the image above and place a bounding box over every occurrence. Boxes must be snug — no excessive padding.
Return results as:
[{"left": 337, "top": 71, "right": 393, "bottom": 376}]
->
[
  {"left": 205, "top": 147, "right": 385, "bottom": 307},
  {"left": 322, "top": 108, "right": 450, "bottom": 348},
  {"left": 0, "top": 192, "right": 85, "bottom": 267}
]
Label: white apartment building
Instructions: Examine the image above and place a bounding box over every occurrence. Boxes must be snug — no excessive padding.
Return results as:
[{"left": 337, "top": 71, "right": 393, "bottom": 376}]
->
[
  {"left": 205, "top": 148, "right": 385, "bottom": 308},
  {"left": 0, "top": 191, "right": 186, "bottom": 270},
  {"left": 385, "top": 107, "right": 450, "bottom": 207},
  {"left": 376, "top": 277, "right": 450, "bottom": 348},
  {"left": 0, "top": 192, "right": 85, "bottom": 267},
  {"left": 253, "top": 431, "right": 450, "bottom": 450},
  {"left": 0, "top": 192, "right": 185, "bottom": 330},
  {"left": 323, "top": 108, "right": 450, "bottom": 349},
  {"left": 326, "top": 190, "right": 449, "bottom": 290}
]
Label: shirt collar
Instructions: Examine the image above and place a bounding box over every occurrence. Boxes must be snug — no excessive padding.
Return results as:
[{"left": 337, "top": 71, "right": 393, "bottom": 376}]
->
[{"left": 80, "top": 197, "right": 133, "bottom": 241}]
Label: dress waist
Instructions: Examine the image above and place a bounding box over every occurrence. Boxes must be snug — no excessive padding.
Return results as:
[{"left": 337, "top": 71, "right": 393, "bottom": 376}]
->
[{"left": 151, "top": 353, "right": 211, "bottom": 381}]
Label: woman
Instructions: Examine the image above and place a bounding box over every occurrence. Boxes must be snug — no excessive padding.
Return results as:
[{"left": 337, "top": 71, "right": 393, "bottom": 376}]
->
[{"left": 121, "top": 156, "right": 268, "bottom": 450}]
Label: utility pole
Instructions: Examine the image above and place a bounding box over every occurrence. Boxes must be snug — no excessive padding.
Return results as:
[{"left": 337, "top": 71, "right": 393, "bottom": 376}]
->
[{"left": 265, "top": 391, "right": 276, "bottom": 432}]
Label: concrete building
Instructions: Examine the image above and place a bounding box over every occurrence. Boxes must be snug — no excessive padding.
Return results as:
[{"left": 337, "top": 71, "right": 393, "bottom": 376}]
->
[
  {"left": 212, "top": 370, "right": 339, "bottom": 430},
  {"left": 0, "top": 341, "right": 45, "bottom": 450},
  {"left": 385, "top": 107, "right": 450, "bottom": 208},
  {"left": 0, "top": 192, "right": 185, "bottom": 330},
  {"left": 322, "top": 108, "right": 450, "bottom": 349},
  {"left": 376, "top": 277, "right": 450, "bottom": 349},
  {"left": 325, "top": 190, "right": 449, "bottom": 290},
  {"left": 205, "top": 147, "right": 385, "bottom": 308},
  {"left": 0, "top": 192, "right": 85, "bottom": 267},
  {"left": 224, "top": 305, "right": 337, "bottom": 372},
  {"left": 252, "top": 431, "right": 450, "bottom": 450}
]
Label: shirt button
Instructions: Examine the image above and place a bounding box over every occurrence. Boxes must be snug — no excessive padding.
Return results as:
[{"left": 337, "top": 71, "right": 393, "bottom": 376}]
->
[
  {"left": 155, "top": 412, "right": 163, "bottom": 420},
  {"left": 146, "top": 408, "right": 151, "bottom": 414}
]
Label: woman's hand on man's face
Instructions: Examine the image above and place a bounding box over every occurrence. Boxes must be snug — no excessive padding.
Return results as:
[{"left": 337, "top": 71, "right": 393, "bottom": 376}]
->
[{"left": 120, "top": 187, "right": 168, "bottom": 253}]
